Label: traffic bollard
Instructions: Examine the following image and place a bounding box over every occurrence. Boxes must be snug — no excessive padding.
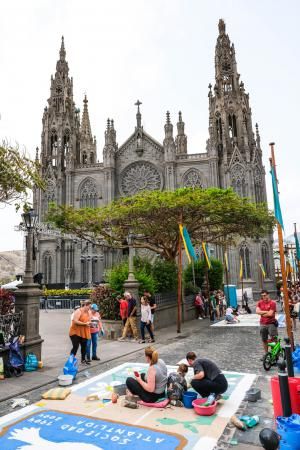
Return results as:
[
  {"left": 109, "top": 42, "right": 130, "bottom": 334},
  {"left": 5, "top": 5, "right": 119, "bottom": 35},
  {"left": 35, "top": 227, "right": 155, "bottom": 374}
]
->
[
  {"left": 277, "top": 359, "right": 292, "bottom": 417},
  {"left": 284, "top": 337, "right": 294, "bottom": 378}
]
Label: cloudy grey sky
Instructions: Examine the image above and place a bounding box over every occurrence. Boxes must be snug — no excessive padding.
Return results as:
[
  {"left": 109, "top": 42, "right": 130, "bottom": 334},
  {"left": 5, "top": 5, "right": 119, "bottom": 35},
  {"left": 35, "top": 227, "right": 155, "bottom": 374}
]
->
[{"left": 1, "top": 0, "right": 300, "bottom": 251}]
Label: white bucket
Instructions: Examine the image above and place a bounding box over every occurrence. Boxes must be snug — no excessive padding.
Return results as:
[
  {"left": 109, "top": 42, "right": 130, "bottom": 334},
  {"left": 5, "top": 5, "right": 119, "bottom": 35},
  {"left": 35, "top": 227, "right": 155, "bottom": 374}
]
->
[{"left": 58, "top": 374, "right": 73, "bottom": 386}]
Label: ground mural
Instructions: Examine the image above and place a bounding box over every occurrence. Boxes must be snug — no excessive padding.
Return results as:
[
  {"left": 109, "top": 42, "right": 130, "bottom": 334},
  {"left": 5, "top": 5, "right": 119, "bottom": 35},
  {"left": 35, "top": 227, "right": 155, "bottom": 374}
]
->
[{"left": 0, "top": 362, "right": 256, "bottom": 450}]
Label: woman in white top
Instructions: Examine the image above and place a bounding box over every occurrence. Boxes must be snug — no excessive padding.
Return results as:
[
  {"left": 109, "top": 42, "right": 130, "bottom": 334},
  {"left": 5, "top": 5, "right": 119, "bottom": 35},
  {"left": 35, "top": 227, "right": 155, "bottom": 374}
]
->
[{"left": 140, "top": 296, "right": 155, "bottom": 343}]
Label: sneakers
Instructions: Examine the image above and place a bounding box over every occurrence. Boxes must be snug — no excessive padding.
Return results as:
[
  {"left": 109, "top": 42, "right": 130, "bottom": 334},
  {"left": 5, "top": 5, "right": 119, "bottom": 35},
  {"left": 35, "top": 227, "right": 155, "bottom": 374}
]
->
[
  {"left": 170, "top": 399, "right": 183, "bottom": 407},
  {"left": 125, "top": 394, "right": 139, "bottom": 403},
  {"left": 86, "top": 358, "right": 91, "bottom": 363},
  {"left": 198, "top": 317, "right": 203, "bottom": 320},
  {"left": 81, "top": 359, "right": 91, "bottom": 365},
  {"left": 118, "top": 337, "right": 126, "bottom": 341},
  {"left": 92, "top": 356, "right": 100, "bottom": 361},
  {"left": 139, "top": 340, "right": 146, "bottom": 344}
]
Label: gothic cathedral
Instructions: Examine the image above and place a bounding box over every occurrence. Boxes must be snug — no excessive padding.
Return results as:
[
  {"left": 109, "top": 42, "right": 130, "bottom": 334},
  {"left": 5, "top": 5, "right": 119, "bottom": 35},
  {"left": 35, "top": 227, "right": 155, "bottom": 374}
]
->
[{"left": 34, "top": 19, "right": 275, "bottom": 293}]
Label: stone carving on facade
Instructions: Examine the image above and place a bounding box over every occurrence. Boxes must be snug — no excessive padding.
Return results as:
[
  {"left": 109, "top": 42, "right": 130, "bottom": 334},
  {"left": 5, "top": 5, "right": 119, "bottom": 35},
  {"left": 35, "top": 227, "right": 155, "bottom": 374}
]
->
[
  {"left": 120, "top": 161, "right": 163, "bottom": 196},
  {"left": 45, "top": 179, "right": 56, "bottom": 202},
  {"left": 182, "top": 169, "right": 203, "bottom": 188}
]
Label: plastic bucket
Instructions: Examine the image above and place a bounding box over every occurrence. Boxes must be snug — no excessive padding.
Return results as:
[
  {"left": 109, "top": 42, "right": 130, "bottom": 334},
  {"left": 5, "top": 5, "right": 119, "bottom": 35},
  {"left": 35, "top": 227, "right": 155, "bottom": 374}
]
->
[
  {"left": 271, "top": 376, "right": 300, "bottom": 418},
  {"left": 183, "top": 391, "right": 198, "bottom": 408},
  {"left": 192, "top": 398, "right": 217, "bottom": 416},
  {"left": 277, "top": 414, "right": 300, "bottom": 450}
]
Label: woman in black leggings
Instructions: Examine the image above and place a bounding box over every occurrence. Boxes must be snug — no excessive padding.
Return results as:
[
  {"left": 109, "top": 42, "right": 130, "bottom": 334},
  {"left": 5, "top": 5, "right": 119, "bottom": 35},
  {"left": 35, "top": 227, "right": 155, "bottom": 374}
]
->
[{"left": 126, "top": 347, "right": 167, "bottom": 403}]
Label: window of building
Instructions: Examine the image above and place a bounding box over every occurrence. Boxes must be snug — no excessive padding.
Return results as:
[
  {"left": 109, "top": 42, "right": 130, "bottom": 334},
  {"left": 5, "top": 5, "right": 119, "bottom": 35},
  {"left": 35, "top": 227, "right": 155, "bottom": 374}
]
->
[
  {"left": 228, "top": 114, "right": 237, "bottom": 138},
  {"left": 43, "top": 253, "right": 52, "bottom": 285},
  {"left": 79, "top": 178, "right": 98, "bottom": 208},
  {"left": 261, "top": 242, "right": 270, "bottom": 278},
  {"left": 240, "top": 244, "right": 251, "bottom": 279}
]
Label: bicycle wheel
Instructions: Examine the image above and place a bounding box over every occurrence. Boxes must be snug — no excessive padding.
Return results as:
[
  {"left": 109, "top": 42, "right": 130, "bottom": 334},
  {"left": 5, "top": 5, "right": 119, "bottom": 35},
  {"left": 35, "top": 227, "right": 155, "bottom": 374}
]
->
[{"left": 263, "top": 352, "right": 273, "bottom": 371}]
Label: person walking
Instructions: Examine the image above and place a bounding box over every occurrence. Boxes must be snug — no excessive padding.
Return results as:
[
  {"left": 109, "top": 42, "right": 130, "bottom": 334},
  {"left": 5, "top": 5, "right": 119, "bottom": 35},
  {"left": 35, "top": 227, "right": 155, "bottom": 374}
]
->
[
  {"left": 125, "top": 346, "right": 167, "bottom": 404},
  {"left": 186, "top": 351, "right": 228, "bottom": 400},
  {"left": 147, "top": 291, "right": 157, "bottom": 333},
  {"left": 209, "top": 291, "right": 216, "bottom": 322},
  {"left": 85, "top": 304, "right": 103, "bottom": 362},
  {"left": 69, "top": 299, "right": 91, "bottom": 365},
  {"left": 118, "top": 292, "right": 139, "bottom": 341},
  {"left": 194, "top": 291, "right": 205, "bottom": 320},
  {"left": 140, "top": 296, "right": 155, "bottom": 343},
  {"left": 256, "top": 290, "right": 277, "bottom": 355},
  {"left": 117, "top": 295, "right": 128, "bottom": 331}
]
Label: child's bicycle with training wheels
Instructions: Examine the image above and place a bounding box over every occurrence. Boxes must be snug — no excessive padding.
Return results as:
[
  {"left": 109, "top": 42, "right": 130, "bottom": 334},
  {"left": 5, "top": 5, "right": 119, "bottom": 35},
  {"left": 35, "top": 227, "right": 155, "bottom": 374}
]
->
[{"left": 263, "top": 337, "right": 285, "bottom": 371}]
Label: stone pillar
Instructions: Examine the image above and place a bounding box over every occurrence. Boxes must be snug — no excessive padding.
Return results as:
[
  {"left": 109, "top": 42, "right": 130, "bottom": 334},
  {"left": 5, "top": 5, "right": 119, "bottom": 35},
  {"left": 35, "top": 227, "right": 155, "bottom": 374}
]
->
[
  {"left": 123, "top": 241, "right": 140, "bottom": 311},
  {"left": 14, "top": 232, "right": 43, "bottom": 359}
]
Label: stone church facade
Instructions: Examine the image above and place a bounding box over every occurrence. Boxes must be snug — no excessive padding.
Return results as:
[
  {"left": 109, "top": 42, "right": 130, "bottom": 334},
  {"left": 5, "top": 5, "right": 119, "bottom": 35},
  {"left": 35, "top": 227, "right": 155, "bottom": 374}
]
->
[{"left": 34, "top": 19, "right": 275, "bottom": 293}]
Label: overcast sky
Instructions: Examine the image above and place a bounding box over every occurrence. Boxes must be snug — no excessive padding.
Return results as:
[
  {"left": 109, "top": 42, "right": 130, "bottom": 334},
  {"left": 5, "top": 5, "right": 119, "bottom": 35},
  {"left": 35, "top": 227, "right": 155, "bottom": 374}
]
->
[{"left": 1, "top": 0, "right": 300, "bottom": 251}]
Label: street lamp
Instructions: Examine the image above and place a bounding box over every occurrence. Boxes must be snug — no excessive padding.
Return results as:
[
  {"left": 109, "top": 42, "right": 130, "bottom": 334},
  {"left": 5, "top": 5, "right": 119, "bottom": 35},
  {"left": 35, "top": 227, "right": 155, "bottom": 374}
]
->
[
  {"left": 14, "top": 208, "right": 43, "bottom": 359},
  {"left": 22, "top": 209, "right": 38, "bottom": 284}
]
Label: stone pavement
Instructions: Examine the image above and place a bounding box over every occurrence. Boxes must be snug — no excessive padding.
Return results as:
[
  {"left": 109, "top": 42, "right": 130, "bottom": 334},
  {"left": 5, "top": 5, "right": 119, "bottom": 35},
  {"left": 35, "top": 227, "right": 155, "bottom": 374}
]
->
[{"left": 0, "top": 309, "right": 299, "bottom": 449}]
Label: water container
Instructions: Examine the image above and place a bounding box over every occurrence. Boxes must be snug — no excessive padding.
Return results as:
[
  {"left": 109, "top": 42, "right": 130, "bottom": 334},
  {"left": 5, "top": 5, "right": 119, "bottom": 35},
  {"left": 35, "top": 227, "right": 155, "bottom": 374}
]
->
[
  {"left": 277, "top": 414, "right": 300, "bottom": 450},
  {"left": 182, "top": 391, "right": 198, "bottom": 408},
  {"left": 271, "top": 376, "right": 300, "bottom": 418}
]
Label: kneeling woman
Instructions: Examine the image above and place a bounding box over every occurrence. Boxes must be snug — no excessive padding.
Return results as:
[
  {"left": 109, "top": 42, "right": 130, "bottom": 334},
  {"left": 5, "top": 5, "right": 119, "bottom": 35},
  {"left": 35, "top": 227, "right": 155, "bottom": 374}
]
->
[{"left": 126, "top": 347, "right": 167, "bottom": 403}]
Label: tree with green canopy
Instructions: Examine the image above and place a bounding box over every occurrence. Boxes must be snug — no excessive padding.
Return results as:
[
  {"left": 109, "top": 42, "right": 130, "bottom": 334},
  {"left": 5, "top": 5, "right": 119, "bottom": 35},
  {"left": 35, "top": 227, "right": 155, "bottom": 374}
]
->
[
  {"left": 0, "top": 141, "right": 44, "bottom": 209},
  {"left": 48, "top": 187, "right": 275, "bottom": 261}
]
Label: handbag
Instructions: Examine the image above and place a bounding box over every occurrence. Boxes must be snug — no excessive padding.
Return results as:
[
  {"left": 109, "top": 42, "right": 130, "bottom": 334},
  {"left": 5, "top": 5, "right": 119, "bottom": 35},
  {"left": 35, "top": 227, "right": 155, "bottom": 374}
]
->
[{"left": 63, "top": 354, "right": 78, "bottom": 379}]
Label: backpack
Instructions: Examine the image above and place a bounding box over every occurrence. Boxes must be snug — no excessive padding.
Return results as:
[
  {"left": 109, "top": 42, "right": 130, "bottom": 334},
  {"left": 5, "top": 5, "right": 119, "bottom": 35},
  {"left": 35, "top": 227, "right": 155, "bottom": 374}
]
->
[
  {"left": 24, "top": 352, "right": 39, "bottom": 372},
  {"left": 8, "top": 337, "right": 24, "bottom": 377}
]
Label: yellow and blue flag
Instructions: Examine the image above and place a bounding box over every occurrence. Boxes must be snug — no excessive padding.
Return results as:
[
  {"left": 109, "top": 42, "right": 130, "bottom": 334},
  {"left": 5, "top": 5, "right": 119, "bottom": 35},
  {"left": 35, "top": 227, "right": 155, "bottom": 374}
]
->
[
  {"left": 259, "top": 263, "right": 266, "bottom": 279},
  {"left": 239, "top": 258, "right": 243, "bottom": 280},
  {"left": 270, "top": 166, "right": 284, "bottom": 230},
  {"left": 202, "top": 242, "right": 211, "bottom": 269},
  {"left": 224, "top": 251, "right": 229, "bottom": 272},
  {"left": 295, "top": 231, "right": 300, "bottom": 261},
  {"left": 179, "top": 224, "right": 197, "bottom": 263}
]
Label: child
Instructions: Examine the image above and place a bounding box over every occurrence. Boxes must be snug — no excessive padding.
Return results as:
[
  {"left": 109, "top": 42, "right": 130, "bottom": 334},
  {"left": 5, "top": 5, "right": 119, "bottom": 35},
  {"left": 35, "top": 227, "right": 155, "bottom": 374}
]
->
[
  {"left": 225, "top": 306, "right": 239, "bottom": 324},
  {"left": 167, "top": 363, "right": 188, "bottom": 406},
  {"left": 140, "top": 296, "right": 155, "bottom": 343}
]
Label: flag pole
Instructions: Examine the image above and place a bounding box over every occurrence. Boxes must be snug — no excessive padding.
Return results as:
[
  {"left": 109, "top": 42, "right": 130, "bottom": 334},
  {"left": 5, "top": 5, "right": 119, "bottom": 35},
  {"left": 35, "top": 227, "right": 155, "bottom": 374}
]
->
[
  {"left": 294, "top": 223, "right": 300, "bottom": 282},
  {"left": 224, "top": 248, "right": 230, "bottom": 305},
  {"left": 269, "top": 142, "right": 294, "bottom": 350},
  {"left": 177, "top": 213, "right": 183, "bottom": 333}
]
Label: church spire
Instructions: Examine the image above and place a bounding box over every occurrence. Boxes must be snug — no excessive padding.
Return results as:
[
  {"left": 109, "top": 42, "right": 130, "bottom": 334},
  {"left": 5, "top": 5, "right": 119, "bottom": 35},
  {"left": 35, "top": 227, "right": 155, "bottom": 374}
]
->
[
  {"left": 135, "top": 100, "right": 142, "bottom": 128},
  {"left": 175, "top": 111, "right": 187, "bottom": 154},
  {"left": 80, "top": 95, "right": 92, "bottom": 140},
  {"left": 59, "top": 36, "right": 66, "bottom": 61}
]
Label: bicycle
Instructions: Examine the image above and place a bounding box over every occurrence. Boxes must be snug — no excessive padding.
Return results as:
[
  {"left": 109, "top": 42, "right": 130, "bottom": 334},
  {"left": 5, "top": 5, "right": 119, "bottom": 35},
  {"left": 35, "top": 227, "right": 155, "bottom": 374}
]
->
[{"left": 263, "top": 337, "right": 285, "bottom": 371}]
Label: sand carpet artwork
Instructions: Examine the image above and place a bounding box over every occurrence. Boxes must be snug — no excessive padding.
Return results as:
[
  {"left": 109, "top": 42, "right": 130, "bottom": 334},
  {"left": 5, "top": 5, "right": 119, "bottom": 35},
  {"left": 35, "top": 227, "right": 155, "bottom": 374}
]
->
[
  {"left": 211, "top": 313, "right": 285, "bottom": 328},
  {"left": 0, "top": 363, "right": 255, "bottom": 450}
]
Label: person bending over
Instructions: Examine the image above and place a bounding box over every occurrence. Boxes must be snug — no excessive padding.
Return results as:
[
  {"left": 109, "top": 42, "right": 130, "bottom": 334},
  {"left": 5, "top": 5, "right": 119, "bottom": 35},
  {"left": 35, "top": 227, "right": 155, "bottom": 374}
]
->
[
  {"left": 186, "top": 351, "right": 228, "bottom": 400},
  {"left": 125, "top": 346, "right": 167, "bottom": 404}
]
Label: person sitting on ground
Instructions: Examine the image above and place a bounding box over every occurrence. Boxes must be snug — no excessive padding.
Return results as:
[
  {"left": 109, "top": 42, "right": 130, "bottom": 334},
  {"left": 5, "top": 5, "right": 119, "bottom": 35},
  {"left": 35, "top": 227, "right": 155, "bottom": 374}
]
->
[
  {"left": 225, "top": 306, "right": 239, "bottom": 323},
  {"left": 167, "top": 363, "right": 188, "bottom": 406},
  {"left": 140, "top": 296, "right": 155, "bottom": 343},
  {"left": 125, "top": 346, "right": 168, "bottom": 405},
  {"left": 186, "top": 351, "right": 228, "bottom": 401}
]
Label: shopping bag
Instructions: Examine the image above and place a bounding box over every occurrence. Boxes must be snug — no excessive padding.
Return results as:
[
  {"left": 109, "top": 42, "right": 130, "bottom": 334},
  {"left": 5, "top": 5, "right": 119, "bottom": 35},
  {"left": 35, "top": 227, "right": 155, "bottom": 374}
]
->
[{"left": 63, "top": 354, "right": 78, "bottom": 379}]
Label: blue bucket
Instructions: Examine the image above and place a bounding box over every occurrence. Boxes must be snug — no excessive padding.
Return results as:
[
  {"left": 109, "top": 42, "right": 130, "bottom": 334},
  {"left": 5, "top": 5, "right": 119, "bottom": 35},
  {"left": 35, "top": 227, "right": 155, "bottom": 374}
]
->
[
  {"left": 183, "top": 391, "right": 198, "bottom": 408},
  {"left": 277, "top": 414, "right": 300, "bottom": 450}
]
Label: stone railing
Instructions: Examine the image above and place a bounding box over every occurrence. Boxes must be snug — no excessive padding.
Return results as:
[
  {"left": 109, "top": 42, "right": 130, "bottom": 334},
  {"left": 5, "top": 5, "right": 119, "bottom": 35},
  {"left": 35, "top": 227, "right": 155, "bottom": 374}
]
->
[
  {"left": 177, "top": 153, "right": 208, "bottom": 160},
  {"left": 0, "top": 312, "right": 23, "bottom": 344}
]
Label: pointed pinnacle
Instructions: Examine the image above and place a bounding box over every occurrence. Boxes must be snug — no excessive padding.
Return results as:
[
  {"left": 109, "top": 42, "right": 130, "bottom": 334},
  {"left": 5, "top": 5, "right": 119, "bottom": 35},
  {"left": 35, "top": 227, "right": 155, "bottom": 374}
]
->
[
  {"left": 107, "top": 118, "right": 111, "bottom": 130},
  {"left": 166, "top": 111, "right": 170, "bottom": 125},
  {"left": 60, "top": 36, "right": 66, "bottom": 60},
  {"left": 111, "top": 119, "right": 114, "bottom": 129},
  {"left": 178, "top": 111, "right": 182, "bottom": 122}
]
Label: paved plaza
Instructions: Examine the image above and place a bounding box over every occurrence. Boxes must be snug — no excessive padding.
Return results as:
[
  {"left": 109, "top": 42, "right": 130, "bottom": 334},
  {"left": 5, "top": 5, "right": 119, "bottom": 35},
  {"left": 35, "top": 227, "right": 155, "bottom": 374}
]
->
[{"left": 1, "top": 308, "right": 297, "bottom": 449}]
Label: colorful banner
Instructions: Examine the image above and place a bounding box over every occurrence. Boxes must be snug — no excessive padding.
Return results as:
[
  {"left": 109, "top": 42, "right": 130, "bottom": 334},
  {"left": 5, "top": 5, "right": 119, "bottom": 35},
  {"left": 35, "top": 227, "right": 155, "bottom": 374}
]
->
[
  {"left": 259, "top": 263, "right": 266, "bottom": 279},
  {"left": 295, "top": 231, "right": 300, "bottom": 261},
  {"left": 202, "top": 242, "right": 211, "bottom": 269},
  {"left": 270, "top": 166, "right": 284, "bottom": 229},
  {"left": 239, "top": 258, "right": 243, "bottom": 280},
  {"left": 224, "top": 251, "right": 229, "bottom": 272},
  {"left": 179, "top": 224, "right": 197, "bottom": 263}
]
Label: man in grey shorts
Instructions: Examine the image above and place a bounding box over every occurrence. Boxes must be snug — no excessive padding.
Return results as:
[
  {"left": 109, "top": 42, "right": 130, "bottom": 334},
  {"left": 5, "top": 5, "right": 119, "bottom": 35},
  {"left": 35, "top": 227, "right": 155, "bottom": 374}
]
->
[{"left": 256, "top": 290, "right": 277, "bottom": 354}]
